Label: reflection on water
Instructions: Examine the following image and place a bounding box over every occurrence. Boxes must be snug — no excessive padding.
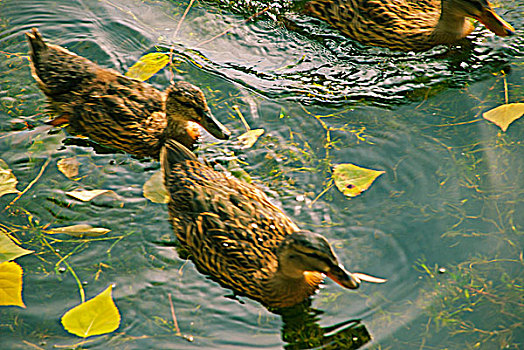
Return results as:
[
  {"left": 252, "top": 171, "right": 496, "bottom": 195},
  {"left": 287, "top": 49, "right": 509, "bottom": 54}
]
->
[
  {"left": 277, "top": 302, "right": 371, "bottom": 349},
  {"left": 199, "top": 0, "right": 519, "bottom": 105},
  {"left": 161, "top": 227, "right": 373, "bottom": 349},
  {"left": 0, "top": 0, "right": 522, "bottom": 348}
]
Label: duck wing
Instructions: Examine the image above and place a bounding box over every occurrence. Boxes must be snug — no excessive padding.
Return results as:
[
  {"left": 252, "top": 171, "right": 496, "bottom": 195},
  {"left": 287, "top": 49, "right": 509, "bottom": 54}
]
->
[{"left": 162, "top": 139, "right": 298, "bottom": 273}]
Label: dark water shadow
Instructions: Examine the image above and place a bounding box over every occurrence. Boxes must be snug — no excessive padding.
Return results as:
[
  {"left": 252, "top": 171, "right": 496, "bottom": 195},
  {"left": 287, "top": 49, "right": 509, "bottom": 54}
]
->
[{"left": 274, "top": 301, "right": 371, "bottom": 350}]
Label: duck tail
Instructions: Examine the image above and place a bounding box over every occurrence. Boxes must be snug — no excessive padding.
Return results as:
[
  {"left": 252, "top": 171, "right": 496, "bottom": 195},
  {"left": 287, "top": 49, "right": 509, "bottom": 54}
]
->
[
  {"left": 161, "top": 139, "right": 198, "bottom": 177},
  {"left": 26, "top": 28, "right": 47, "bottom": 65}
]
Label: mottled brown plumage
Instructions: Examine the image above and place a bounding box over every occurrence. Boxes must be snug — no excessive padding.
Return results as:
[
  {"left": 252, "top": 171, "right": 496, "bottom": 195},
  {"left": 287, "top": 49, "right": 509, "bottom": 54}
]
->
[
  {"left": 162, "top": 139, "right": 362, "bottom": 308},
  {"left": 301, "top": 0, "right": 514, "bottom": 51},
  {"left": 26, "top": 28, "right": 230, "bottom": 158}
]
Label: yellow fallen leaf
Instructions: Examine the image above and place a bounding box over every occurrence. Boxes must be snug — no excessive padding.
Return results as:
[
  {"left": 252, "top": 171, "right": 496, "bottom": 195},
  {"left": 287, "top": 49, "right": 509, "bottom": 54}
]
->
[
  {"left": 483, "top": 103, "right": 524, "bottom": 132},
  {"left": 0, "top": 230, "right": 34, "bottom": 264},
  {"left": 333, "top": 163, "right": 384, "bottom": 198},
  {"left": 0, "top": 261, "right": 26, "bottom": 308},
  {"left": 125, "top": 52, "right": 170, "bottom": 81},
  {"left": 46, "top": 224, "right": 110, "bottom": 237},
  {"left": 0, "top": 159, "right": 20, "bottom": 198},
  {"left": 237, "top": 129, "right": 265, "bottom": 149},
  {"left": 66, "top": 189, "right": 118, "bottom": 202},
  {"left": 61, "top": 285, "right": 121, "bottom": 338},
  {"left": 143, "top": 170, "right": 169, "bottom": 204},
  {"left": 57, "top": 157, "right": 80, "bottom": 178}
]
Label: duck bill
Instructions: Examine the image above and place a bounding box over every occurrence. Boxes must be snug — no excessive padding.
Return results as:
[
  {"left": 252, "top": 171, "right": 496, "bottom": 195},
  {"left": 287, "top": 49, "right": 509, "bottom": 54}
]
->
[
  {"left": 326, "top": 264, "right": 360, "bottom": 290},
  {"left": 477, "top": 5, "right": 514, "bottom": 37},
  {"left": 200, "top": 110, "right": 231, "bottom": 140}
]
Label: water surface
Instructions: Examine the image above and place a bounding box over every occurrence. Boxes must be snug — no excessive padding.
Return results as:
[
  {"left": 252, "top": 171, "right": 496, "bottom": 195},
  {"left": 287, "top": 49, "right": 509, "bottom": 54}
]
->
[{"left": 0, "top": 0, "right": 522, "bottom": 349}]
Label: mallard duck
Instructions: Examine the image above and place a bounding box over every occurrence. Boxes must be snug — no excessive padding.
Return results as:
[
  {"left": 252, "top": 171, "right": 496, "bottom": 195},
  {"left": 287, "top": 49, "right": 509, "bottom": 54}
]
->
[
  {"left": 161, "top": 139, "right": 385, "bottom": 308},
  {"left": 298, "top": 0, "right": 514, "bottom": 51},
  {"left": 26, "top": 28, "right": 230, "bottom": 158}
]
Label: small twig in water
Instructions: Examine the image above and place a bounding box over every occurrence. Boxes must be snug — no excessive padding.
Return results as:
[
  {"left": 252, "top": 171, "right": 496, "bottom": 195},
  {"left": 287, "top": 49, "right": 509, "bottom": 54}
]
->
[
  {"left": 21, "top": 340, "right": 45, "bottom": 350},
  {"left": 502, "top": 71, "right": 509, "bottom": 104},
  {"left": 309, "top": 182, "right": 334, "bottom": 208},
  {"left": 233, "top": 105, "right": 251, "bottom": 131},
  {"left": 40, "top": 235, "right": 86, "bottom": 303},
  {"left": 168, "top": 293, "right": 182, "bottom": 336},
  {"left": 3, "top": 157, "right": 51, "bottom": 212},
  {"left": 174, "top": 0, "right": 196, "bottom": 38}
]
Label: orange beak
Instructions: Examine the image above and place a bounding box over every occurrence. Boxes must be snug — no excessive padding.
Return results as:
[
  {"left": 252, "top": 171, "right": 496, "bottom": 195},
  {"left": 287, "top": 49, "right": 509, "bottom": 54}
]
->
[{"left": 476, "top": 4, "right": 514, "bottom": 37}]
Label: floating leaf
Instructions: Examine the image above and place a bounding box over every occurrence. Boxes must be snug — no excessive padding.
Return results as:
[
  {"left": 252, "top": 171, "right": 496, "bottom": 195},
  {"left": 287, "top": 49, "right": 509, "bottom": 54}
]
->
[
  {"left": 0, "top": 159, "right": 20, "bottom": 198},
  {"left": 237, "top": 129, "right": 265, "bottom": 149},
  {"left": 483, "top": 103, "right": 524, "bottom": 132},
  {"left": 333, "top": 163, "right": 384, "bottom": 198},
  {"left": 0, "top": 261, "right": 25, "bottom": 308},
  {"left": 57, "top": 157, "right": 80, "bottom": 178},
  {"left": 61, "top": 285, "right": 121, "bottom": 338},
  {"left": 47, "top": 224, "right": 110, "bottom": 237},
  {"left": 66, "top": 189, "right": 117, "bottom": 202},
  {"left": 143, "top": 170, "right": 169, "bottom": 204},
  {"left": 125, "top": 52, "right": 169, "bottom": 81},
  {"left": 0, "top": 230, "right": 34, "bottom": 264}
]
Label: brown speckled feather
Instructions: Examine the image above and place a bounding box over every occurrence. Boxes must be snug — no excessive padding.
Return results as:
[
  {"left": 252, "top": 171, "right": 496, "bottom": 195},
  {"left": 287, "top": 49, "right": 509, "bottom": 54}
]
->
[
  {"left": 303, "top": 0, "right": 513, "bottom": 51},
  {"left": 26, "top": 28, "right": 229, "bottom": 158},
  {"left": 162, "top": 140, "right": 367, "bottom": 307},
  {"left": 161, "top": 140, "right": 334, "bottom": 308}
]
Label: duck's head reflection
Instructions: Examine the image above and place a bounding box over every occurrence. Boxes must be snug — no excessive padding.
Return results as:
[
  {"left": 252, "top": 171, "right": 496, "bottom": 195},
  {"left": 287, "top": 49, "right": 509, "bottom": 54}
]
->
[{"left": 275, "top": 300, "right": 371, "bottom": 350}]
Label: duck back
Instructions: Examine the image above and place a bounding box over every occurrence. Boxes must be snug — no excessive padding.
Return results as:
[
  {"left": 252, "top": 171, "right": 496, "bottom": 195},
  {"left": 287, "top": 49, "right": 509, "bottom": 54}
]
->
[
  {"left": 26, "top": 28, "right": 97, "bottom": 98},
  {"left": 26, "top": 28, "right": 174, "bottom": 158},
  {"left": 161, "top": 140, "right": 309, "bottom": 307}
]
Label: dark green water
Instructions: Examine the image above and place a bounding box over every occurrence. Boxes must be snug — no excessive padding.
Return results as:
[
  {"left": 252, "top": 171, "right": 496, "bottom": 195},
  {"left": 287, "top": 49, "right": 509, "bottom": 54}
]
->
[{"left": 0, "top": 0, "right": 522, "bottom": 349}]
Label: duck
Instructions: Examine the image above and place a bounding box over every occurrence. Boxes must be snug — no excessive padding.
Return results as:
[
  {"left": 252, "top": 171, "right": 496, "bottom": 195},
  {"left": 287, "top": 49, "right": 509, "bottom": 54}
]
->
[
  {"left": 26, "top": 28, "right": 230, "bottom": 158},
  {"left": 161, "top": 139, "right": 385, "bottom": 308},
  {"left": 297, "top": 0, "right": 515, "bottom": 51}
]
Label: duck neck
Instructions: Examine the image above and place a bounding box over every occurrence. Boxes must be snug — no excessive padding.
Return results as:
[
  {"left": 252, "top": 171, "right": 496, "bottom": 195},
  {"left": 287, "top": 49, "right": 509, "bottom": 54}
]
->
[
  {"left": 265, "top": 270, "right": 324, "bottom": 308},
  {"left": 164, "top": 118, "right": 199, "bottom": 150},
  {"left": 433, "top": 0, "right": 475, "bottom": 43}
]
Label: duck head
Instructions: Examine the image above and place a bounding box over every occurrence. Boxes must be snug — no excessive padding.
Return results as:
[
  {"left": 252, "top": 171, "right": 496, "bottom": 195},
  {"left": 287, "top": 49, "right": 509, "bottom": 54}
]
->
[
  {"left": 165, "top": 81, "right": 231, "bottom": 140},
  {"left": 277, "top": 230, "right": 360, "bottom": 289},
  {"left": 446, "top": 0, "right": 514, "bottom": 37}
]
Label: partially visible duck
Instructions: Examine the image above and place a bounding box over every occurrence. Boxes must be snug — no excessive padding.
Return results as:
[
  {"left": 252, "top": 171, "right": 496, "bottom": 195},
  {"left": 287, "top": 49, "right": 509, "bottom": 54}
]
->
[
  {"left": 298, "top": 0, "right": 514, "bottom": 51},
  {"left": 26, "top": 28, "right": 230, "bottom": 158},
  {"left": 161, "top": 139, "right": 385, "bottom": 308}
]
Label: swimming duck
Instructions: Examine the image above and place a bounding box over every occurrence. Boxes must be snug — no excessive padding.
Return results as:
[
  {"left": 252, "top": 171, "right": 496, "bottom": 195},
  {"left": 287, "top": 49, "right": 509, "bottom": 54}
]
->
[
  {"left": 162, "top": 139, "right": 385, "bottom": 308},
  {"left": 26, "top": 28, "right": 230, "bottom": 158},
  {"left": 298, "top": 0, "right": 514, "bottom": 51}
]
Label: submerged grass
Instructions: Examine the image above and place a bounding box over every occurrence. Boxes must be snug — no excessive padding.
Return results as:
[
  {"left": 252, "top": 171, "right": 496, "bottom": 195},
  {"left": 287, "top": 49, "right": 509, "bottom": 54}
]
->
[{"left": 415, "top": 256, "right": 523, "bottom": 349}]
